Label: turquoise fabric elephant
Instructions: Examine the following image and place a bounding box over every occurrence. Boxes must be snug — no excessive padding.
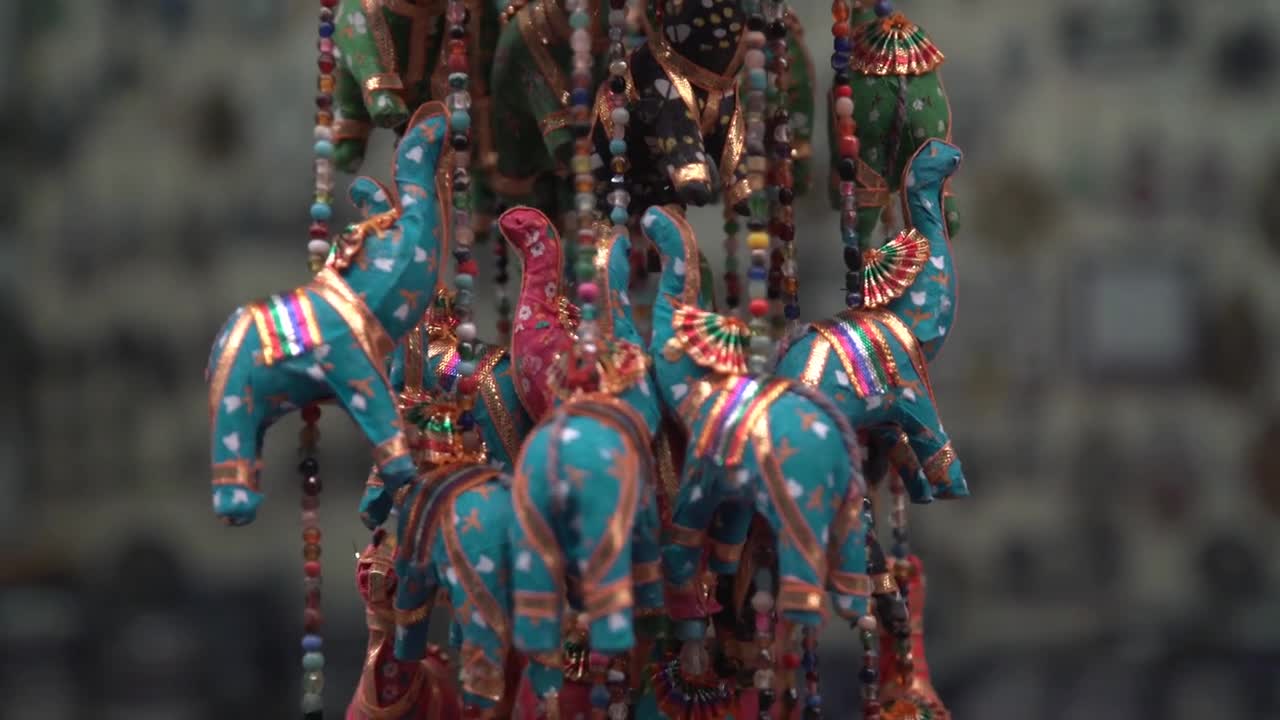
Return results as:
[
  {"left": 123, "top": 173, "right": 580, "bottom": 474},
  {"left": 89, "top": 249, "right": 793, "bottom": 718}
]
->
[
  {"left": 392, "top": 462, "right": 518, "bottom": 716},
  {"left": 205, "top": 102, "right": 449, "bottom": 529},
  {"left": 499, "top": 207, "right": 665, "bottom": 700},
  {"left": 776, "top": 139, "right": 968, "bottom": 503},
  {"left": 641, "top": 205, "right": 872, "bottom": 630}
]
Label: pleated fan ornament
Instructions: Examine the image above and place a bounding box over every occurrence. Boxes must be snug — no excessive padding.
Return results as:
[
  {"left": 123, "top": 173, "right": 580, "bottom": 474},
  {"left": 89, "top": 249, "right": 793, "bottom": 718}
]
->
[
  {"left": 860, "top": 227, "right": 930, "bottom": 308},
  {"left": 851, "top": 11, "right": 945, "bottom": 76},
  {"left": 662, "top": 301, "right": 753, "bottom": 376}
]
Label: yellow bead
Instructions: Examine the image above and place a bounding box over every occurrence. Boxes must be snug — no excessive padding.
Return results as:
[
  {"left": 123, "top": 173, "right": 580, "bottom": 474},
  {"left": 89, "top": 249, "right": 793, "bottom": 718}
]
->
[
  {"left": 571, "top": 156, "right": 591, "bottom": 174},
  {"left": 747, "top": 231, "right": 770, "bottom": 250}
]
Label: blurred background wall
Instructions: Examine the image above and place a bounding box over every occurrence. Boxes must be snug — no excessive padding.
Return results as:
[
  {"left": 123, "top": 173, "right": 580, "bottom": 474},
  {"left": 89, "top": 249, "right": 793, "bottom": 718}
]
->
[{"left": 2, "top": 0, "right": 1279, "bottom": 718}]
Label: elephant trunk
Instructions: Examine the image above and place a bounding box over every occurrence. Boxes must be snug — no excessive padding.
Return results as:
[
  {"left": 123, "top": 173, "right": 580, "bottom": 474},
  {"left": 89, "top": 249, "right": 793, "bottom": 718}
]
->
[
  {"left": 208, "top": 311, "right": 267, "bottom": 526},
  {"left": 499, "top": 207, "right": 578, "bottom": 422}
]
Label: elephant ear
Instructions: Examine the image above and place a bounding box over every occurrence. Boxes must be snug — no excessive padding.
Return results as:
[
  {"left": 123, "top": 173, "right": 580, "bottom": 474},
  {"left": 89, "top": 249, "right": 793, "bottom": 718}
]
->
[
  {"left": 851, "top": 12, "right": 945, "bottom": 76},
  {"left": 348, "top": 176, "right": 397, "bottom": 219},
  {"left": 663, "top": 301, "right": 751, "bottom": 376}
]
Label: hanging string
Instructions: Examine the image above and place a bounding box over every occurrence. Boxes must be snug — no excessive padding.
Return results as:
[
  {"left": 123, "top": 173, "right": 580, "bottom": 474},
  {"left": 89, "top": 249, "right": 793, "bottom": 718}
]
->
[
  {"left": 833, "top": 0, "right": 863, "bottom": 309},
  {"left": 309, "top": 0, "right": 340, "bottom": 272},
  {"left": 750, "top": 550, "right": 777, "bottom": 720},
  {"left": 443, "top": 0, "right": 486, "bottom": 462},
  {"left": 764, "top": 1, "right": 798, "bottom": 340},
  {"left": 741, "top": 1, "right": 772, "bottom": 373},
  {"left": 299, "top": 405, "right": 325, "bottom": 719},
  {"left": 493, "top": 205, "right": 512, "bottom": 345},
  {"left": 565, "top": 0, "right": 604, "bottom": 390},
  {"left": 300, "top": 4, "right": 336, "bottom": 717}
]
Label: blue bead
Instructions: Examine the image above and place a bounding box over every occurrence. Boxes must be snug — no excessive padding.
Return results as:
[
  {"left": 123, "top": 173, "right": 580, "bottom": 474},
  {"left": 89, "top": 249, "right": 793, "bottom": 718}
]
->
[
  {"left": 301, "top": 634, "right": 323, "bottom": 652},
  {"left": 830, "top": 52, "right": 850, "bottom": 71},
  {"left": 876, "top": 0, "right": 895, "bottom": 18},
  {"left": 834, "top": 37, "right": 851, "bottom": 53},
  {"left": 749, "top": 69, "right": 768, "bottom": 90},
  {"left": 455, "top": 273, "right": 474, "bottom": 289},
  {"left": 318, "top": 22, "right": 334, "bottom": 38},
  {"left": 313, "top": 140, "right": 334, "bottom": 158},
  {"left": 571, "top": 87, "right": 591, "bottom": 107},
  {"left": 611, "top": 206, "right": 629, "bottom": 225},
  {"left": 450, "top": 110, "right": 471, "bottom": 132},
  {"left": 807, "top": 694, "right": 822, "bottom": 707},
  {"left": 748, "top": 267, "right": 767, "bottom": 281},
  {"left": 802, "top": 652, "right": 816, "bottom": 671},
  {"left": 310, "top": 203, "right": 332, "bottom": 221},
  {"left": 609, "top": 139, "right": 627, "bottom": 155},
  {"left": 590, "top": 684, "right": 610, "bottom": 708},
  {"left": 302, "top": 652, "right": 325, "bottom": 671},
  {"left": 459, "top": 412, "right": 476, "bottom": 430},
  {"left": 784, "top": 304, "right": 800, "bottom": 320},
  {"left": 456, "top": 361, "right": 476, "bottom": 376}
]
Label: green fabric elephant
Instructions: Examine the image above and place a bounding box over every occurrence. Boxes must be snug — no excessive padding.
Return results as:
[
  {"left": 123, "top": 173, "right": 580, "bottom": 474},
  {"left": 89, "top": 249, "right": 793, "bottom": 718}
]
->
[
  {"left": 206, "top": 102, "right": 449, "bottom": 529},
  {"left": 332, "top": 0, "right": 503, "bottom": 228},
  {"left": 499, "top": 207, "right": 665, "bottom": 701},
  {"left": 778, "top": 139, "right": 968, "bottom": 504},
  {"left": 393, "top": 462, "right": 519, "bottom": 715},
  {"left": 828, "top": 6, "right": 959, "bottom": 249},
  {"left": 487, "top": 0, "right": 609, "bottom": 216},
  {"left": 641, "top": 205, "right": 872, "bottom": 630}
]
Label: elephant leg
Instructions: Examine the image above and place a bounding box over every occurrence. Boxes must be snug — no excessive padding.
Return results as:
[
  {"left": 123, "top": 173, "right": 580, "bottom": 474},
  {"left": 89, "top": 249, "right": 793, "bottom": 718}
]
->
[
  {"left": 450, "top": 582, "right": 509, "bottom": 710},
  {"left": 826, "top": 497, "right": 871, "bottom": 621},
  {"left": 661, "top": 460, "right": 720, "bottom": 595},
  {"left": 894, "top": 392, "right": 968, "bottom": 499},
  {"left": 393, "top": 477, "right": 440, "bottom": 662},
  {"left": 575, "top": 452, "right": 641, "bottom": 654},
  {"left": 322, "top": 347, "right": 413, "bottom": 527},
  {"left": 630, "top": 491, "right": 665, "bottom": 617},
  {"left": 333, "top": 62, "right": 373, "bottom": 173},
  {"left": 707, "top": 500, "right": 752, "bottom": 575},
  {"left": 209, "top": 311, "right": 272, "bottom": 525},
  {"left": 509, "top": 475, "right": 566, "bottom": 656}
]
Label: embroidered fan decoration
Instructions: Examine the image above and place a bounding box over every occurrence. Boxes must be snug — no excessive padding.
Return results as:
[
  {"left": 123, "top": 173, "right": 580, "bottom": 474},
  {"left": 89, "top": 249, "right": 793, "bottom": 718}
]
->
[
  {"left": 861, "top": 228, "right": 930, "bottom": 308},
  {"left": 664, "top": 301, "right": 751, "bottom": 375},
  {"left": 851, "top": 12, "right": 945, "bottom": 76}
]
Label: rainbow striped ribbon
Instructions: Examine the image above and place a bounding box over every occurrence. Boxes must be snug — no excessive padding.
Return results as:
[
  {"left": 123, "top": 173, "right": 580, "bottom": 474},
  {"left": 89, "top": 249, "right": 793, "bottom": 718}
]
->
[{"left": 249, "top": 289, "right": 324, "bottom": 365}]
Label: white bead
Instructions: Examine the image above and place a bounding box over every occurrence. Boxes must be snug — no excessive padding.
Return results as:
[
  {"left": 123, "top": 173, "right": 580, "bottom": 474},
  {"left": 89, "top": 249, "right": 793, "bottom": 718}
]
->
[
  {"left": 313, "top": 125, "right": 333, "bottom": 141},
  {"left": 308, "top": 239, "right": 331, "bottom": 255},
  {"left": 456, "top": 322, "right": 477, "bottom": 342},
  {"left": 835, "top": 96, "right": 854, "bottom": 118}
]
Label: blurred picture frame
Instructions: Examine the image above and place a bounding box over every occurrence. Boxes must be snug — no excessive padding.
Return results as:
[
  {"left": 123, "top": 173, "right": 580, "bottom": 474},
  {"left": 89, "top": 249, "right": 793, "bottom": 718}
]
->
[{"left": 1070, "top": 252, "right": 1202, "bottom": 384}]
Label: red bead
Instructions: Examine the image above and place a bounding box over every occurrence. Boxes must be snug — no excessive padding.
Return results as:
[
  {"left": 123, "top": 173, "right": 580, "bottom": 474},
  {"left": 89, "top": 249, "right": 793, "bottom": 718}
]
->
[
  {"left": 304, "top": 561, "right": 322, "bottom": 577},
  {"left": 782, "top": 653, "right": 801, "bottom": 669},
  {"left": 301, "top": 404, "right": 323, "bottom": 423},
  {"left": 320, "top": 0, "right": 338, "bottom": 7},
  {"left": 318, "top": 54, "right": 335, "bottom": 73},
  {"left": 305, "top": 590, "right": 323, "bottom": 609},
  {"left": 457, "top": 259, "right": 479, "bottom": 276},
  {"left": 835, "top": 84, "right": 853, "bottom": 98},
  {"left": 839, "top": 136, "right": 860, "bottom": 158},
  {"left": 303, "top": 609, "right": 324, "bottom": 632},
  {"left": 458, "top": 376, "right": 479, "bottom": 396},
  {"left": 749, "top": 298, "right": 769, "bottom": 317},
  {"left": 309, "top": 222, "right": 329, "bottom": 239},
  {"left": 832, "top": 22, "right": 849, "bottom": 37}
]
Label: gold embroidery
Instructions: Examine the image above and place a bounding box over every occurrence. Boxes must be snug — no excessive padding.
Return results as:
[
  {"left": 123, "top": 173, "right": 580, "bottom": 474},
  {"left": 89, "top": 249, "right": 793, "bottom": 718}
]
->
[
  {"left": 404, "top": 326, "right": 426, "bottom": 395},
  {"left": 394, "top": 602, "right": 433, "bottom": 626},
  {"left": 584, "top": 577, "right": 634, "bottom": 620},
  {"left": 514, "top": 590, "right": 560, "bottom": 619},
  {"left": 828, "top": 570, "right": 872, "bottom": 597},
  {"left": 800, "top": 339, "right": 830, "bottom": 388},
  {"left": 778, "top": 579, "right": 826, "bottom": 615},
  {"left": 670, "top": 162, "right": 711, "bottom": 189},
  {"left": 720, "top": 100, "right": 745, "bottom": 193},
  {"left": 539, "top": 109, "right": 572, "bottom": 136},
  {"left": 649, "top": 28, "right": 745, "bottom": 93},
  {"left": 632, "top": 560, "right": 663, "bottom": 586},
  {"left": 519, "top": 1, "right": 570, "bottom": 106},
  {"left": 668, "top": 523, "right": 704, "bottom": 547},
  {"left": 309, "top": 267, "right": 396, "bottom": 371},
  {"left": 477, "top": 348, "right": 520, "bottom": 462},
  {"left": 924, "top": 442, "right": 956, "bottom": 488},
  {"left": 212, "top": 459, "right": 261, "bottom": 492},
  {"left": 753, "top": 414, "right": 827, "bottom": 579},
  {"left": 208, "top": 311, "right": 254, "bottom": 423},
  {"left": 872, "top": 571, "right": 899, "bottom": 595},
  {"left": 332, "top": 118, "right": 372, "bottom": 142}
]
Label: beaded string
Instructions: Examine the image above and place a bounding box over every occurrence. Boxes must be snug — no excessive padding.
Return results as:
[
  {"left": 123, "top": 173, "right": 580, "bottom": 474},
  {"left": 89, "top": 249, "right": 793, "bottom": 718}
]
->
[
  {"left": 309, "top": 0, "right": 341, "bottom": 272},
  {"left": 299, "top": 5, "right": 337, "bottom": 717},
  {"left": 763, "top": 1, "right": 798, "bottom": 340},
  {"left": 750, "top": 551, "right": 777, "bottom": 720},
  {"left": 886, "top": 467, "right": 916, "bottom": 693},
  {"left": 741, "top": 2, "right": 772, "bottom": 374},
  {"left": 833, "top": 1, "right": 863, "bottom": 309},
  {"left": 604, "top": 0, "right": 633, "bottom": 232},
  {"left": 299, "top": 404, "right": 325, "bottom": 719},
  {"left": 722, "top": 206, "right": 741, "bottom": 314},
  {"left": 444, "top": 0, "right": 485, "bottom": 458}
]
